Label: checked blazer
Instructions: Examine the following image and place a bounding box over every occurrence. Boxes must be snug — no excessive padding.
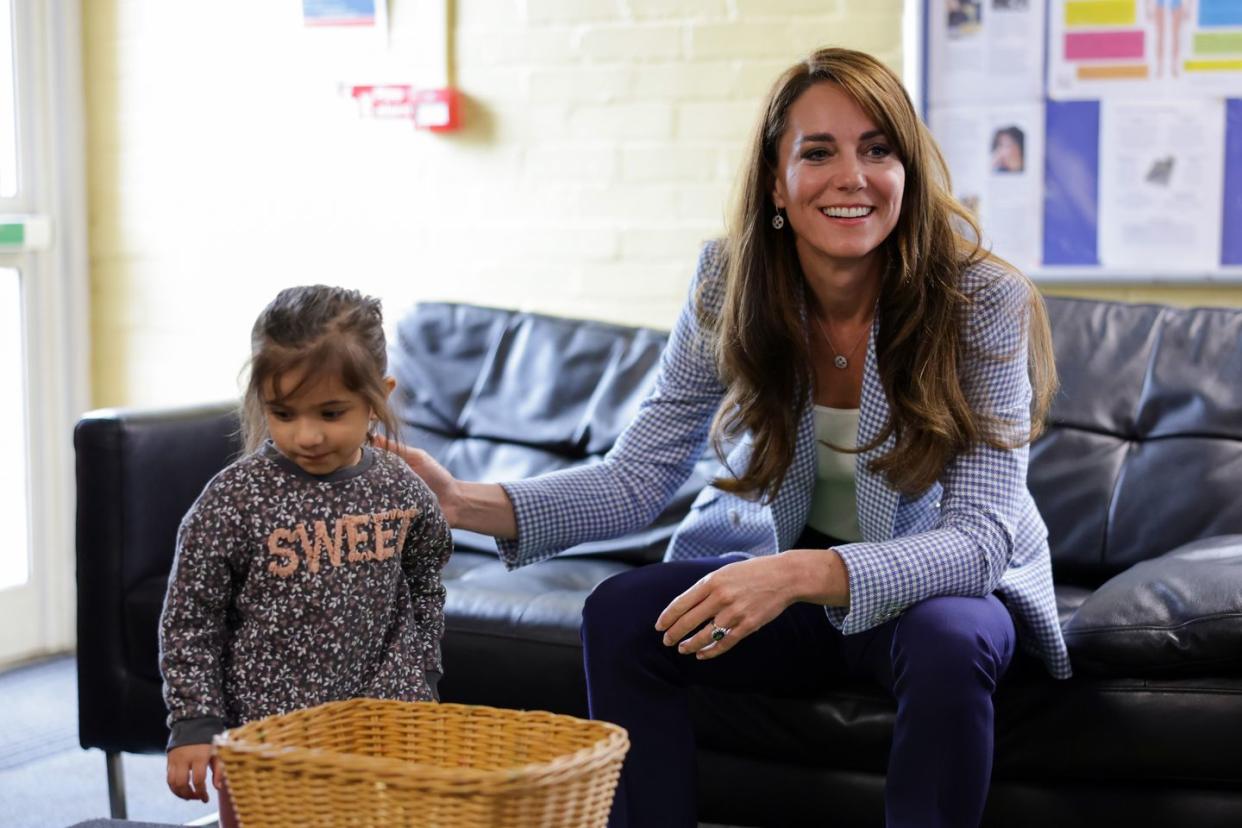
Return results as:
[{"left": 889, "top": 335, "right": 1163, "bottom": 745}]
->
[{"left": 498, "top": 239, "right": 1071, "bottom": 680}]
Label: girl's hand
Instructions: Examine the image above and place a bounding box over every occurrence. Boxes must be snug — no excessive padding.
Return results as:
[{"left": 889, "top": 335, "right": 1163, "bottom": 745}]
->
[
  {"left": 654, "top": 549, "right": 849, "bottom": 660},
  {"left": 373, "top": 435, "right": 462, "bottom": 523},
  {"left": 167, "top": 744, "right": 219, "bottom": 802}
]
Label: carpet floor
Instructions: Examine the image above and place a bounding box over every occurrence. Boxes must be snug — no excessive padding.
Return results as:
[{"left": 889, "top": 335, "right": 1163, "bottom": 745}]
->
[
  {"left": 0, "top": 654, "right": 215, "bottom": 828},
  {"left": 0, "top": 653, "right": 745, "bottom": 828}
]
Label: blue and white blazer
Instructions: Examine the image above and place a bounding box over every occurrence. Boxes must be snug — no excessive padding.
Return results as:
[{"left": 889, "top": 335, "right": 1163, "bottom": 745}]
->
[{"left": 499, "top": 240, "right": 1071, "bottom": 679}]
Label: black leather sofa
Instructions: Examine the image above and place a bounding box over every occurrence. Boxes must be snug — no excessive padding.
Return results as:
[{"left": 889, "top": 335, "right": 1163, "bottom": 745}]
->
[{"left": 75, "top": 295, "right": 1242, "bottom": 826}]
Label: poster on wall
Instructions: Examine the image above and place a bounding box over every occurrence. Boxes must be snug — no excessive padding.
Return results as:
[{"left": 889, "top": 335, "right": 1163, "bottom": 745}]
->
[
  {"left": 301, "top": 0, "right": 388, "bottom": 33},
  {"left": 928, "top": 0, "right": 1047, "bottom": 105},
  {"left": 930, "top": 103, "right": 1045, "bottom": 270},
  {"left": 1049, "top": 0, "right": 1242, "bottom": 99},
  {"left": 928, "top": 0, "right": 1242, "bottom": 277},
  {"left": 1097, "top": 98, "right": 1226, "bottom": 270}
]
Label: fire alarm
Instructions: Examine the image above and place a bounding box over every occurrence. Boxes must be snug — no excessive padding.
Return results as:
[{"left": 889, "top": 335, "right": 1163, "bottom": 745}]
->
[{"left": 412, "top": 88, "right": 460, "bottom": 132}]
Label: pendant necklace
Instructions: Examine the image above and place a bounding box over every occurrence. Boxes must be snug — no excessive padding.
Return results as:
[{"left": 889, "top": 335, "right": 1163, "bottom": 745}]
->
[{"left": 814, "top": 312, "right": 870, "bottom": 370}]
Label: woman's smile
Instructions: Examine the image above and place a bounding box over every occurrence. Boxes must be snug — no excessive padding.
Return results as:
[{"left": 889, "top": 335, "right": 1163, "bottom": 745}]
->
[{"left": 819, "top": 204, "right": 875, "bottom": 222}]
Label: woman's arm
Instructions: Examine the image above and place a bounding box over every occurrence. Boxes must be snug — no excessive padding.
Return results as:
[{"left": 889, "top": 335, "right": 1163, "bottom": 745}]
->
[{"left": 392, "top": 241, "right": 730, "bottom": 568}]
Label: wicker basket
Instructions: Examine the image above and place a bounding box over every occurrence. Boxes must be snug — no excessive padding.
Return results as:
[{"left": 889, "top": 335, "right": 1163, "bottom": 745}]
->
[{"left": 213, "top": 699, "right": 629, "bottom": 828}]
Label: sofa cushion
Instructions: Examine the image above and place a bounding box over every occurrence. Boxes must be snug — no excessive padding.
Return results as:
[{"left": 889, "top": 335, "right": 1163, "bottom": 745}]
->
[
  {"left": 392, "top": 302, "right": 724, "bottom": 567},
  {"left": 442, "top": 543, "right": 1242, "bottom": 785},
  {"left": 393, "top": 302, "right": 666, "bottom": 455},
  {"left": 1064, "top": 535, "right": 1242, "bottom": 676},
  {"left": 439, "top": 550, "right": 636, "bottom": 717},
  {"left": 1036, "top": 299, "right": 1242, "bottom": 588},
  {"left": 438, "top": 549, "right": 1242, "bottom": 787},
  {"left": 442, "top": 551, "right": 632, "bottom": 647},
  {"left": 689, "top": 673, "right": 1242, "bottom": 786},
  {"left": 1054, "top": 583, "right": 1092, "bottom": 627}
]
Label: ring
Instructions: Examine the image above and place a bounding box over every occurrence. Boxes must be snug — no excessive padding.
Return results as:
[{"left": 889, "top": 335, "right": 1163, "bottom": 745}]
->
[{"left": 711, "top": 625, "right": 730, "bottom": 642}]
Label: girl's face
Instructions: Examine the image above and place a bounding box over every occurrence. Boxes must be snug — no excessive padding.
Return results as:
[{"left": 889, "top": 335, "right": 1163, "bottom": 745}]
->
[
  {"left": 772, "top": 82, "right": 906, "bottom": 278},
  {"left": 263, "top": 369, "right": 393, "bottom": 475}
]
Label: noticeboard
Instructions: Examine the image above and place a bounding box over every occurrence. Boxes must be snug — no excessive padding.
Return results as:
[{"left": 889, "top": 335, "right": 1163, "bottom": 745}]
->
[{"left": 923, "top": 0, "right": 1242, "bottom": 281}]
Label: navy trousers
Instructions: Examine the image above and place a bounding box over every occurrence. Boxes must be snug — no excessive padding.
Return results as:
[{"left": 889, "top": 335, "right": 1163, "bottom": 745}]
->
[{"left": 581, "top": 555, "right": 1018, "bottom": 828}]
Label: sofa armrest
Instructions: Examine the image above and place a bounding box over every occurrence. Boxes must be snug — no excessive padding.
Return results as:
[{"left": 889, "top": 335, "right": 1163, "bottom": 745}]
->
[
  {"left": 74, "top": 401, "right": 240, "bottom": 752},
  {"left": 1064, "top": 535, "right": 1242, "bottom": 677}
]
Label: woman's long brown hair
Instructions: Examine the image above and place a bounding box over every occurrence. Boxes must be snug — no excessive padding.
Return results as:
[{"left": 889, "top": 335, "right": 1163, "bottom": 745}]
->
[{"left": 709, "top": 47, "right": 1057, "bottom": 502}]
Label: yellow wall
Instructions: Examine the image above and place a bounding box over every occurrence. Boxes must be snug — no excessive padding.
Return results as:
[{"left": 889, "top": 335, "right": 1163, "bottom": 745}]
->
[{"left": 83, "top": 1, "right": 1241, "bottom": 408}]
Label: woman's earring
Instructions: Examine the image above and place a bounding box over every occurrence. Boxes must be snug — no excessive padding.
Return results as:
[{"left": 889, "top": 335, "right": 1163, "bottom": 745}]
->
[{"left": 771, "top": 210, "right": 785, "bottom": 230}]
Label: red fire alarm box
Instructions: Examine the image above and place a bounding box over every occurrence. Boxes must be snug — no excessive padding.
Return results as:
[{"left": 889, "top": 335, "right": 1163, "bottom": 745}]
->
[{"left": 412, "top": 88, "right": 460, "bottom": 132}]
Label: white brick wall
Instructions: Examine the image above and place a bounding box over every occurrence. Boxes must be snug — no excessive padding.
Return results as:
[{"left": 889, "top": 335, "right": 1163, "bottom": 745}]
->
[
  {"left": 688, "top": 22, "right": 805, "bottom": 60},
  {"left": 628, "top": 0, "right": 730, "bottom": 20},
  {"left": 568, "top": 102, "right": 675, "bottom": 139},
  {"left": 526, "top": 0, "right": 621, "bottom": 25},
  {"left": 676, "top": 101, "right": 762, "bottom": 140},
  {"left": 577, "top": 25, "right": 684, "bottom": 61},
  {"left": 621, "top": 145, "right": 722, "bottom": 182},
  {"left": 85, "top": 0, "right": 909, "bottom": 406}
]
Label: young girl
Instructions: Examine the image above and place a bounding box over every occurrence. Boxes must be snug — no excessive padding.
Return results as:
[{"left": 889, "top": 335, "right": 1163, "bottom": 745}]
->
[{"left": 159, "top": 285, "right": 452, "bottom": 821}]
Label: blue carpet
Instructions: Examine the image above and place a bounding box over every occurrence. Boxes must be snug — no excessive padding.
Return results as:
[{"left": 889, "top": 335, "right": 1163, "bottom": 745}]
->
[
  {"left": 0, "top": 655, "right": 740, "bottom": 827},
  {"left": 0, "top": 655, "right": 215, "bottom": 828}
]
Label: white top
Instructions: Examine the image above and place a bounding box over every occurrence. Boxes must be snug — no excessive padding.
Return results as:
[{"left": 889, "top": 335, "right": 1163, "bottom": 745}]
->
[{"left": 806, "top": 405, "right": 862, "bottom": 543}]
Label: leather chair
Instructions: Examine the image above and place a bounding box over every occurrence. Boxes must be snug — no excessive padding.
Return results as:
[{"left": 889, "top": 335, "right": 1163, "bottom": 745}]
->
[
  {"left": 75, "top": 296, "right": 1242, "bottom": 825},
  {"left": 74, "top": 404, "right": 240, "bottom": 818}
]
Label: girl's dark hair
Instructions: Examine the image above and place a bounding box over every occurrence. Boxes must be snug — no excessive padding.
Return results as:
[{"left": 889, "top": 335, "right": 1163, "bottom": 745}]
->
[
  {"left": 710, "top": 47, "right": 1056, "bottom": 501},
  {"left": 240, "top": 285, "right": 400, "bottom": 455}
]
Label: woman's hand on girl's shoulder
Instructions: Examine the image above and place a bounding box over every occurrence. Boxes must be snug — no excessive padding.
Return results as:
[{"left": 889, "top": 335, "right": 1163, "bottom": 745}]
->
[{"left": 373, "top": 435, "right": 461, "bottom": 523}]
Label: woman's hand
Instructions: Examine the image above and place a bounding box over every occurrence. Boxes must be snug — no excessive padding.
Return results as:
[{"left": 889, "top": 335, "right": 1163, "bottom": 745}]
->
[
  {"left": 373, "top": 434, "right": 518, "bottom": 538},
  {"left": 373, "top": 435, "right": 462, "bottom": 523},
  {"left": 654, "top": 549, "right": 850, "bottom": 660},
  {"left": 166, "top": 744, "right": 220, "bottom": 802}
]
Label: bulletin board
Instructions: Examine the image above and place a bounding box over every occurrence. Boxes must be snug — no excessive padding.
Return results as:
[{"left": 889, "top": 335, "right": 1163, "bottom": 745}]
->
[{"left": 923, "top": 0, "right": 1242, "bottom": 281}]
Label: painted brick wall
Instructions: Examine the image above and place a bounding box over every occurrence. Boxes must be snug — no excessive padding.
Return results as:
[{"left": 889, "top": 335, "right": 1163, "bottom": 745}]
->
[
  {"left": 82, "top": 0, "right": 1240, "bottom": 408},
  {"left": 84, "top": 0, "right": 904, "bottom": 406}
]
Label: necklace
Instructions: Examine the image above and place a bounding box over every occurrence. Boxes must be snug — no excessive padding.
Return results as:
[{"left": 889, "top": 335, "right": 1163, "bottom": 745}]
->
[{"left": 814, "top": 312, "right": 870, "bottom": 370}]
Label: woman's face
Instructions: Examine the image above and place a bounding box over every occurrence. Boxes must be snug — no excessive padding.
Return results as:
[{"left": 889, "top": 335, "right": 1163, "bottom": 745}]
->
[{"left": 772, "top": 82, "right": 906, "bottom": 276}]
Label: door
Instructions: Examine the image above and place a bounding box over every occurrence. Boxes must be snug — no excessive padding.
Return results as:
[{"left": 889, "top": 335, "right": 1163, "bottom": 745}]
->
[{"left": 0, "top": 0, "right": 89, "bottom": 665}]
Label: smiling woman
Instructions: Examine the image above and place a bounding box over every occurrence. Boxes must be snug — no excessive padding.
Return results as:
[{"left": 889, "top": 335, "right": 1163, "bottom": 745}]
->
[{"left": 389, "top": 47, "right": 1063, "bottom": 828}]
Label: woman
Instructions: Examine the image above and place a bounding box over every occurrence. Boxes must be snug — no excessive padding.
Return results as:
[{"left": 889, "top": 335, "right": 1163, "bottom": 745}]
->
[{"left": 398, "top": 48, "right": 1068, "bottom": 828}]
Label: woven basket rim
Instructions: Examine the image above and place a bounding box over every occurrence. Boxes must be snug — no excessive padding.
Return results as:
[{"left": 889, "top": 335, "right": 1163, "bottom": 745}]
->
[{"left": 213, "top": 700, "right": 629, "bottom": 788}]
